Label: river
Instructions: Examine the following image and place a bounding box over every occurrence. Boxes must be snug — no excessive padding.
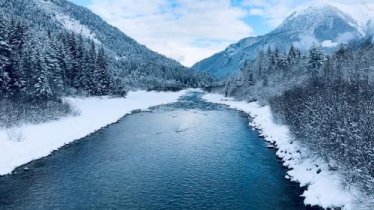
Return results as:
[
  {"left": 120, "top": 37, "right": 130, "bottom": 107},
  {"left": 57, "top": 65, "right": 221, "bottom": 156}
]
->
[{"left": 0, "top": 91, "right": 314, "bottom": 209}]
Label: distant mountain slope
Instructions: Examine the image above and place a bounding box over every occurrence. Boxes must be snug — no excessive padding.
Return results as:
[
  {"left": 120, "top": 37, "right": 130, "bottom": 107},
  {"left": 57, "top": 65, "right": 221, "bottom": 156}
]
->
[
  {"left": 193, "top": 5, "right": 363, "bottom": 79},
  {"left": 42, "top": 0, "right": 183, "bottom": 67},
  {"left": 0, "top": 0, "right": 210, "bottom": 89}
]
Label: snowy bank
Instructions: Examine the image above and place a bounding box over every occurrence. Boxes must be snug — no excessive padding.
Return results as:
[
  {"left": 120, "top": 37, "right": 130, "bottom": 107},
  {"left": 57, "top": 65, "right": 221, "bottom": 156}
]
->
[
  {"left": 0, "top": 90, "right": 187, "bottom": 176},
  {"left": 203, "top": 93, "right": 365, "bottom": 210}
]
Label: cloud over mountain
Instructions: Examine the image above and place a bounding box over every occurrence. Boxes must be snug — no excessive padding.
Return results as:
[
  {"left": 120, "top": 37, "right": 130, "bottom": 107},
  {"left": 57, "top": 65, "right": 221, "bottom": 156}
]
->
[{"left": 88, "top": 0, "right": 254, "bottom": 67}]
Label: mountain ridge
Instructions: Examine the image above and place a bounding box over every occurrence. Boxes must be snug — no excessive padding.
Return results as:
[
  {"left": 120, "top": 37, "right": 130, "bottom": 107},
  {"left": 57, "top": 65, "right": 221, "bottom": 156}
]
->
[
  {"left": 193, "top": 4, "right": 363, "bottom": 79},
  {"left": 36, "top": 0, "right": 183, "bottom": 67},
  {"left": 1, "top": 0, "right": 211, "bottom": 90}
]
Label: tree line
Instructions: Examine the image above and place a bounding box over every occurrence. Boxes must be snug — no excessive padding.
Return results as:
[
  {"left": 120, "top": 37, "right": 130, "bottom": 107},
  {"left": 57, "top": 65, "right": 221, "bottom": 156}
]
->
[
  {"left": 0, "top": 17, "right": 114, "bottom": 104},
  {"left": 224, "top": 39, "right": 374, "bottom": 195},
  {"left": 0, "top": 0, "right": 213, "bottom": 93},
  {"left": 0, "top": 11, "right": 212, "bottom": 127}
]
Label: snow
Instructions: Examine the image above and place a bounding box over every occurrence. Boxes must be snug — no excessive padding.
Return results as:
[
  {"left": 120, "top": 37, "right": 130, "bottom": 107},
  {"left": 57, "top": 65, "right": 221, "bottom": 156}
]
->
[
  {"left": 54, "top": 13, "right": 100, "bottom": 43},
  {"left": 291, "top": 4, "right": 358, "bottom": 29},
  {"left": 203, "top": 93, "right": 366, "bottom": 210},
  {"left": 36, "top": 0, "right": 100, "bottom": 43},
  {"left": 322, "top": 40, "right": 339, "bottom": 48},
  {"left": 0, "top": 90, "right": 187, "bottom": 176}
]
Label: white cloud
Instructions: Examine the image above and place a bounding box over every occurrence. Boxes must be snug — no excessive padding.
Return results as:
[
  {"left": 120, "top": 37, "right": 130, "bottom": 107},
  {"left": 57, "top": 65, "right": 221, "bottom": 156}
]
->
[
  {"left": 321, "top": 40, "right": 339, "bottom": 48},
  {"left": 336, "top": 32, "right": 357, "bottom": 43},
  {"left": 293, "top": 34, "right": 318, "bottom": 50},
  {"left": 84, "top": 0, "right": 374, "bottom": 66},
  {"left": 88, "top": 0, "right": 253, "bottom": 67}
]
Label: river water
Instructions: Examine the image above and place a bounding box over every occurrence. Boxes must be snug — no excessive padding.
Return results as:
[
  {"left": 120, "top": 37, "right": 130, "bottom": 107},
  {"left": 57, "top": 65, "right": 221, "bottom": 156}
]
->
[{"left": 0, "top": 91, "right": 312, "bottom": 209}]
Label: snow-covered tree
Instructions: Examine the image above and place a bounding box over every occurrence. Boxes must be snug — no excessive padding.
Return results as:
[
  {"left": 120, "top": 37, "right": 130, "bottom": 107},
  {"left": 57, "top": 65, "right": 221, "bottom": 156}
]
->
[
  {"left": 0, "top": 17, "right": 11, "bottom": 95},
  {"left": 30, "top": 52, "right": 53, "bottom": 101},
  {"left": 94, "top": 47, "right": 111, "bottom": 95},
  {"left": 307, "top": 44, "right": 325, "bottom": 80},
  {"left": 228, "top": 41, "right": 374, "bottom": 194}
]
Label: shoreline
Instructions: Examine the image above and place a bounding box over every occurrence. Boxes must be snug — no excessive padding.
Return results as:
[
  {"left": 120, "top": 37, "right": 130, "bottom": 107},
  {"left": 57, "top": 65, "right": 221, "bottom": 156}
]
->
[
  {"left": 0, "top": 89, "right": 369, "bottom": 209},
  {"left": 0, "top": 90, "right": 188, "bottom": 176},
  {"left": 202, "top": 93, "right": 364, "bottom": 210}
]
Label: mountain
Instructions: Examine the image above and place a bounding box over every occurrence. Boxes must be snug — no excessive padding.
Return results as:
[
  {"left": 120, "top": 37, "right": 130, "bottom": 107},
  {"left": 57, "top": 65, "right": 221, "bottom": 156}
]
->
[
  {"left": 193, "top": 5, "right": 363, "bottom": 79},
  {"left": 0, "top": 0, "right": 211, "bottom": 90},
  {"left": 366, "top": 19, "right": 374, "bottom": 37}
]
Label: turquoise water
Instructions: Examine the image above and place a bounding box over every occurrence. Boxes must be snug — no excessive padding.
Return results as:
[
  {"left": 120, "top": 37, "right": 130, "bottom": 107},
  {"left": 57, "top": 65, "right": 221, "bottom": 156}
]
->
[{"left": 0, "top": 92, "right": 314, "bottom": 209}]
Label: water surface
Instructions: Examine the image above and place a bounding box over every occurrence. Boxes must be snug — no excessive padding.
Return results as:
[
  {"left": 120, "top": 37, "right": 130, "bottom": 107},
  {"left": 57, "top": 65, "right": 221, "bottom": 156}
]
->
[{"left": 0, "top": 92, "right": 311, "bottom": 209}]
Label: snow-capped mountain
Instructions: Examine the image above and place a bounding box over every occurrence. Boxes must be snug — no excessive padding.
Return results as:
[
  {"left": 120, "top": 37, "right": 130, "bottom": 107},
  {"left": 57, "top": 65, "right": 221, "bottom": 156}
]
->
[{"left": 193, "top": 5, "right": 363, "bottom": 79}]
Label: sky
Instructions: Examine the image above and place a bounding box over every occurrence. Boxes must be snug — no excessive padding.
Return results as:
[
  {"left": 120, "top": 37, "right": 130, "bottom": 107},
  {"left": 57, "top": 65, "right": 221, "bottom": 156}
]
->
[{"left": 69, "top": 0, "right": 374, "bottom": 67}]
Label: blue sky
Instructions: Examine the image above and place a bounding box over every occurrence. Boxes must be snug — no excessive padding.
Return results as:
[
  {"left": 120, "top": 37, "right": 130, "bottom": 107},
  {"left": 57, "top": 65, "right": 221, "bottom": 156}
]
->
[{"left": 68, "top": 0, "right": 374, "bottom": 66}]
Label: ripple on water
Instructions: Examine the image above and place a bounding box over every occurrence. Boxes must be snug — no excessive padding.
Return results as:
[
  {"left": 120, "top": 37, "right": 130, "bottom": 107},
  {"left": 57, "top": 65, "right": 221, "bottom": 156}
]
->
[{"left": 0, "top": 91, "right": 310, "bottom": 210}]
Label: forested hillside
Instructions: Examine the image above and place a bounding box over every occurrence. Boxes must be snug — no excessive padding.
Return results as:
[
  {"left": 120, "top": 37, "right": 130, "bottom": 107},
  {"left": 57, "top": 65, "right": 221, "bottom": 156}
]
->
[
  {"left": 0, "top": 0, "right": 212, "bottom": 127},
  {"left": 223, "top": 38, "right": 374, "bottom": 195}
]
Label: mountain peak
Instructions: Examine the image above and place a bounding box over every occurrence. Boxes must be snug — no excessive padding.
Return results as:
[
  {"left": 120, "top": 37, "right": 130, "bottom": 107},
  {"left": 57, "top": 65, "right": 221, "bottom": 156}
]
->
[
  {"left": 193, "top": 5, "right": 363, "bottom": 79},
  {"left": 297, "top": 4, "right": 348, "bottom": 17},
  {"left": 305, "top": 4, "right": 342, "bottom": 12},
  {"left": 274, "top": 4, "right": 359, "bottom": 36}
]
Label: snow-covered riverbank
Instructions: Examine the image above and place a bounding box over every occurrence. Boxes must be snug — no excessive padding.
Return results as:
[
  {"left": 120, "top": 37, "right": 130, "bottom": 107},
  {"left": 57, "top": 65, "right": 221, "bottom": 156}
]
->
[
  {"left": 203, "top": 93, "right": 365, "bottom": 210},
  {"left": 0, "top": 90, "right": 187, "bottom": 176}
]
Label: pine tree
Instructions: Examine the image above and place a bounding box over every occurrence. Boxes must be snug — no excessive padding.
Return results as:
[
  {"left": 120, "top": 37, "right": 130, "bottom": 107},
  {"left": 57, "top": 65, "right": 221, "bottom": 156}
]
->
[
  {"left": 31, "top": 52, "right": 53, "bottom": 102},
  {"left": 273, "top": 47, "right": 281, "bottom": 68},
  {"left": 72, "top": 34, "right": 85, "bottom": 89},
  {"left": 64, "top": 33, "right": 82, "bottom": 89},
  {"left": 18, "top": 38, "right": 35, "bottom": 98},
  {"left": 7, "top": 20, "right": 29, "bottom": 98},
  {"left": 256, "top": 50, "right": 265, "bottom": 78},
  {"left": 323, "top": 56, "right": 333, "bottom": 82},
  {"left": 80, "top": 51, "right": 93, "bottom": 93},
  {"left": 265, "top": 47, "right": 273, "bottom": 75},
  {"left": 43, "top": 37, "right": 64, "bottom": 96},
  {"left": 55, "top": 36, "right": 72, "bottom": 93},
  {"left": 308, "top": 44, "right": 325, "bottom": 80},
  {"left": 287, "top": 44, "right": 298, "bottom": 65},
  {"left": 0, "top": 16, "right": 11, "bottom": 95},
  {"left": 94, "top": 47, "right": 111, "bottom": 95},
  {"left": 82, "top": 41, "right": 97, "bottom": 94}
]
